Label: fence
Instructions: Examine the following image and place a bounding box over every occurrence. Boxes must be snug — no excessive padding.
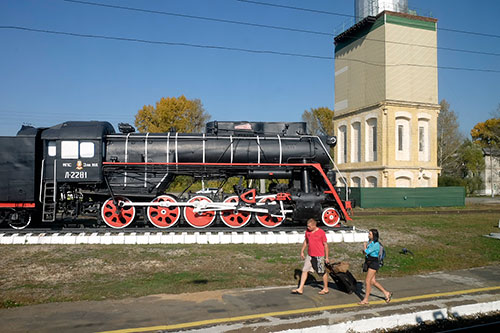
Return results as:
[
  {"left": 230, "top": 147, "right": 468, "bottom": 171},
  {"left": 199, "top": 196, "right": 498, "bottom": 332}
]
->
[{"left": 338, "top": 187, "right": 465, "bottom": 208}]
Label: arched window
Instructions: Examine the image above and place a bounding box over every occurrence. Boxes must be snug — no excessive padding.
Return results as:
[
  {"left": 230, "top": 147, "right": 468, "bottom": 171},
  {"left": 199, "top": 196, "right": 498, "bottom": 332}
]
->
[
  {"left": 366, "top": 176, "right": 378, "bottom": 187},
  {"left": 365, "top": 118, "right": 377, "bottom": 162},
  {"left": 395, "top": 176, "right": 411, "bottom": 187},
  {"left": 351, "top": 122, "right": 361, "bottom": 163},
  {"left": 351, "top": 176, "right": 361, "bottom": 187},
  {"left": 337, "top": 125, "right": 347, "bottom": 164},
  {"left": 395, "top": 116, "right": 411, "bottom": 161}
]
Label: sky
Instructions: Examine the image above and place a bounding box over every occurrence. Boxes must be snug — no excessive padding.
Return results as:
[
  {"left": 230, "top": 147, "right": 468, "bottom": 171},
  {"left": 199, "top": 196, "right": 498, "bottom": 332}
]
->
[{"left": 0, "top": 0, "right": 499, "bottom": 137}]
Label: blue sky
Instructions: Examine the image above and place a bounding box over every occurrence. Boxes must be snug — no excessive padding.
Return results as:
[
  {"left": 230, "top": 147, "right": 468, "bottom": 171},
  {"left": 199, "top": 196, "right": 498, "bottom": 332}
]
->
[{"left": 0, "top": 0, "right": 499, "bottom": 136}]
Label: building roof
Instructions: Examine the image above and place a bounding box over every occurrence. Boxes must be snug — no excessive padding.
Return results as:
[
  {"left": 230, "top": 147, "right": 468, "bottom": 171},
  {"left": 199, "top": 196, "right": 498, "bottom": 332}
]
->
[
  {"left": 334, "top": 10, "right": 438, "bottom": 52},
  {"left": 482, "top": 147, "right": 500, "bottom": 157}
]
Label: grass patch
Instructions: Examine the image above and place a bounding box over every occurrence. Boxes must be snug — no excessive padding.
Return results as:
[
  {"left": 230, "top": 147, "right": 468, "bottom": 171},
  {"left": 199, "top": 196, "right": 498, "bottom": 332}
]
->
[{"left": 0, "top": 211, "right": 498, "bottom": 307}]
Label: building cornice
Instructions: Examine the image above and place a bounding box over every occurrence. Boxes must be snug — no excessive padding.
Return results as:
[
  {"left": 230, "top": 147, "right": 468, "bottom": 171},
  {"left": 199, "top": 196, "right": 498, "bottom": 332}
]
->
[
  {"left": 338, "top": 166, "right": 442, "bottom": 172},
  {"left": 333, "top": 100, "right": 440, "bottom": 120}
]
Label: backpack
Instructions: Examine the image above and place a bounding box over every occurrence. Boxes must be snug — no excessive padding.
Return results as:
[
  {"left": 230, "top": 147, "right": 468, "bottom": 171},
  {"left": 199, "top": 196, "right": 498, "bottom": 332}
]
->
[{"left": 378, "top": 242, "right": 386, "bottom": 267}]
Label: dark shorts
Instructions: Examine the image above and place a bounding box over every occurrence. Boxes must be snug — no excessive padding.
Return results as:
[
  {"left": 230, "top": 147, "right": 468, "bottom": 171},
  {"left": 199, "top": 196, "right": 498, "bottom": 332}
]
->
[{"left": 366, "top": 257, "right": 380, "bottom": 271}]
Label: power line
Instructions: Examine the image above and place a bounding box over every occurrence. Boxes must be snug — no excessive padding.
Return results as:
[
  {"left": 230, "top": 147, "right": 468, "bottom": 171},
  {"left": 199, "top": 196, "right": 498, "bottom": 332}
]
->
[
  {"left": 0, "top": 25, "right": 333, "bottom": 60},
  {"left": 62, "top": 0, "right": 500, "bottom": 58},
  {"left": 62, "top": 0, "right": 331, "bottom": 37},
  {"left": 2, "top": 25, "right": 500, "bottom": 73},
  {"left": 236, "top": 0, "right": 355, "bottom": 18},
  {"left": 237, "top": 0, "right": 500, "bottom": 39}
]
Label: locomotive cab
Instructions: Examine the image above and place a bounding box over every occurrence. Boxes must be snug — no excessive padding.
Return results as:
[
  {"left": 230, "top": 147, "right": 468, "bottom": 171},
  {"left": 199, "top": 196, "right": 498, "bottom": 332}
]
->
[
  {"left": 38, "top": 121, "right": 114, "bottom": 222},
  {"left": 41, "top": 121, "right": 114, "bottom": 184}
]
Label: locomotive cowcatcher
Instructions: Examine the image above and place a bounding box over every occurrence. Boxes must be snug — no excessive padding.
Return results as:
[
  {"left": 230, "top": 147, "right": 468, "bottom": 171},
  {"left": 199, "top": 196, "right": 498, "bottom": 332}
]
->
[{"left": 0, "top": 120, "right": 351, "bottom": 230}]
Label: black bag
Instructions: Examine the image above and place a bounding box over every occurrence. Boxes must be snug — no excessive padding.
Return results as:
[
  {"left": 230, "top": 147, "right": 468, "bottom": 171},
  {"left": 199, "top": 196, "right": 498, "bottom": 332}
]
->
[
  {"left": 362, "top": 260, "right": 369, "bottom": 272},
  {"left": 329, "top": 270, "right": 358, "bottom": 294}
]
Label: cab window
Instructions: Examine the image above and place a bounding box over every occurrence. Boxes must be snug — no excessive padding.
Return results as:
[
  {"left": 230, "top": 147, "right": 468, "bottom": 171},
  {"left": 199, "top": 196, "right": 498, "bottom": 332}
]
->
[
  {"left": 80, "top": 142, "right": 95, "bottom": 158},
  {"left": 48, "top": 141, "right": 57, "bottom": 157},
  {"left": 61, "top": 141, "right": 79, "bottom": 159}
]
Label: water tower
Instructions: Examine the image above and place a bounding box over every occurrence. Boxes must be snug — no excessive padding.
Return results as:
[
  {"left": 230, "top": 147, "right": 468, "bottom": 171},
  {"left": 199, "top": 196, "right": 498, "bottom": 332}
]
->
[
  {"left": 355, "top": 0, "right": 408, "bottom": 22},
  {"left": 333, "top": 1, "right": 439, "bottom": 188}
]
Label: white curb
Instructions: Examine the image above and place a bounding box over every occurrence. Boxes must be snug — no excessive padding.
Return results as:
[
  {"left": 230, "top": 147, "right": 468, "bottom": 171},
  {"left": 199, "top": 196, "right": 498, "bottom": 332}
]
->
[
  {"left": 0, "top": 230, "right": 369, "bottom": 245},
  {"left": 279, "top": 300, "right": 500, "bottom": 332}
]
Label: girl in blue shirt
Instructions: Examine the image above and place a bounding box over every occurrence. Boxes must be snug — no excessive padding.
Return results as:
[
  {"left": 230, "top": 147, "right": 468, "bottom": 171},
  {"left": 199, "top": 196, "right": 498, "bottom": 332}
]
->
[{"left": 359, "top": 229, "right": 392, "bottom": 305}]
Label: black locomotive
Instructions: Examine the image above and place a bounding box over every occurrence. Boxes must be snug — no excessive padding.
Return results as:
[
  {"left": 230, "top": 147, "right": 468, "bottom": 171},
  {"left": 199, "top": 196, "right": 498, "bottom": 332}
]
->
[{"left": 0, "top": 120, "right": 351, "bottom": 230}]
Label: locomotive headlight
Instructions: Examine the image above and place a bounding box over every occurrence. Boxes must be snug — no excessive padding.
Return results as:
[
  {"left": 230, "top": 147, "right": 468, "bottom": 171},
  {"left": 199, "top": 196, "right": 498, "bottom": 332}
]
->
[{"left": 326, "top": 136, "right": 337, "bottom": 147}]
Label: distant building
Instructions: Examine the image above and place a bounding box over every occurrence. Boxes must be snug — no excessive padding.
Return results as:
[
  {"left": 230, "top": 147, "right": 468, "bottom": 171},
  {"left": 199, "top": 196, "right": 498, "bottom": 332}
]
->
[
  {"left": 479, "top": 148, "right": 500, "bottom": 196},
  {"left": 333, "top": 10, "right": 440, "bottom": 188}
]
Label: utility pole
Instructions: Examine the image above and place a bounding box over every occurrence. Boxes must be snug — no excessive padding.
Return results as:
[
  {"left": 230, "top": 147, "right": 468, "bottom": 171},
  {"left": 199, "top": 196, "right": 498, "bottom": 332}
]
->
[{"left": 492, "top": 146, "right": 495, "bottom": 198}]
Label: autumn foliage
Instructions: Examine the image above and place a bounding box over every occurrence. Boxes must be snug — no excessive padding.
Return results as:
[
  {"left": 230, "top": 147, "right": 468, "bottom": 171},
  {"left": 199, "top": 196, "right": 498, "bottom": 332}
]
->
[
  {"left": 470, "top": 118, "right": 500, "bottom": 147},
  {"left": 135, "top": 95, "right": 210, "bottom": 133},
  {"left": 302, "top": 107, "right": 335, "bottom": 136}
]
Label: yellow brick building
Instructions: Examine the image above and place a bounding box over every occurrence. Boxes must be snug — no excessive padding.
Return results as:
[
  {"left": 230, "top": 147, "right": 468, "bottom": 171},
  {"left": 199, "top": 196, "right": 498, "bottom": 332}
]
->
[{"left": 333, "top": 11, "right": 440, "bottom": 187}]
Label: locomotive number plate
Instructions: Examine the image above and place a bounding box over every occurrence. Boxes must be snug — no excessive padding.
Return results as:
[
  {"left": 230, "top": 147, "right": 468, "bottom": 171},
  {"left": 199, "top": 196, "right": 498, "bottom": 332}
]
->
[{"left": 65, "top": 171, "right": 88, "bottom": 179}]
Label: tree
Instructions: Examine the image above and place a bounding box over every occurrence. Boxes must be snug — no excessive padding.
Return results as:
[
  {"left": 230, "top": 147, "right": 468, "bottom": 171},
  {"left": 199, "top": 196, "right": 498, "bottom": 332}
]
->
[
  {"left": 471, "top": 117, "right": 500, "bottom": 196},
  {"left": 438, "top": 140, "right": 484, "bottom": 194},
  {"left": 437, "top": 99, "right": 464, "bottom": 176},
  {"left": 458, "top": 140, "right": 485, "bottom": 176},
  {"left": 458, "top": 140, "right": 485, "bottom": 194},
  {"left": 470, "top": 118, "right": 500, "bottom": 148},
  {"left": 301, "top": 107, "right": 335, "bottom": 136},
  {"left": 135, "top": 95, "right": 210, "bottom": 133}
]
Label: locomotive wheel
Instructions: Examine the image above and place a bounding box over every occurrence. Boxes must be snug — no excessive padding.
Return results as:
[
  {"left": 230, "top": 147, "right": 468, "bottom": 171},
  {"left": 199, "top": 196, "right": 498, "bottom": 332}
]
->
[
  {"left": 255, "top": 197, "right": 283, "bottom": 228},
  {"left": 220, "top": 196, "right": 252, "bottom": 228},
  {"left": 183, "top": 195, "right": 216, "bottom": 228},
  {"left": 321, "top": 207, "right": 341, "bottom": 227},
  {"left": 147, "top": 195, "right": 180, "bottom": 228},
  {"left": 101, "top": 196, "right": 136, "bottom": 229},
  {"left": 7, "top": 210, "right": 32, "bottom": 230}
]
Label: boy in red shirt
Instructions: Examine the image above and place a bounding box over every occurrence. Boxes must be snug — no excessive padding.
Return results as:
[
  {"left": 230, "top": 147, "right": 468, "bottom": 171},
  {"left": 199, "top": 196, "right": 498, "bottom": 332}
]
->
[{"left": 292, "top": 218, "right": 330, "bottom": 295}]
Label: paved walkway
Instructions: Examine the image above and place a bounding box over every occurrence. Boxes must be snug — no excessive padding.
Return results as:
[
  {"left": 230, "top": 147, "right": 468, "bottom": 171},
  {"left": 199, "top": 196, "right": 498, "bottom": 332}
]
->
[{"left": 1, "top": 266, "right": 500, "bottom": 333}]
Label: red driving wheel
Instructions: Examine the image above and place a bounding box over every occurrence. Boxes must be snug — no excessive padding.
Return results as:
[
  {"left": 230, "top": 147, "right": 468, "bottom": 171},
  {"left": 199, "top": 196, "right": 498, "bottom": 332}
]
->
[
  {"left": 256, "top": 197, "right": 284, "bottom": 228},
  {"left": 101, "top": 196, "right": 136, "bottom": 229},
  {"left": 147, "top": 195, "right": 180, "bottom": 228},
  {"left": 183, "top": 195, "right": 216, "bottom": 228},
  {"left": 220, "top": 196, "right": 252, "bottom": 228}
]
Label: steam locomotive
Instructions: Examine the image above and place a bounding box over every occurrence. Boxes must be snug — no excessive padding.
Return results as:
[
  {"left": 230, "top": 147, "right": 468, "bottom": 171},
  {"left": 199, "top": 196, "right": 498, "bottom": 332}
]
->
[{"left": 0, "top": 120, "right": 351, "bottom": 230}]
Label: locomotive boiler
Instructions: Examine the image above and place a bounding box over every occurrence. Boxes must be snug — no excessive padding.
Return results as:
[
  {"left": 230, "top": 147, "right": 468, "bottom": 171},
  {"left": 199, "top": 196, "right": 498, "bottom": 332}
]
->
[{"left": 0, "top": 120, "right": 351, "bottom": 230}]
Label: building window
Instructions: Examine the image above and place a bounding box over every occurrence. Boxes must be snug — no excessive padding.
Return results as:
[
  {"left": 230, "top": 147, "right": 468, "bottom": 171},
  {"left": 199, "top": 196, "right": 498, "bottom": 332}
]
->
[
  {"left": 338, "top": 125, "right": 347, "bottom": 163},
  {"left": 419, "top": 126, "right": 424, "bottom": 152},
  {"left": 366, "top": 118, "right": 377, "bottom": 162},
  {"left": 351, "top": 122, "right": 361, "bottom": 163},
  {"left": 398, "top": 125, "right": 404, "bottom": 151},
  {"left": 366, "top": 176, "right": 377, "bottom": 187},
  {"left": 418, "top": 119, "right": 430, "bottom": 161},
  {"left": 395, "top": 176, "right": 411, "bottom": 187},
  {"left": 396, "top": 116, "right": 411, "bottom": 161},
  {"left": 352, "top": 176, "right": 361, "bottom": 187}
]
